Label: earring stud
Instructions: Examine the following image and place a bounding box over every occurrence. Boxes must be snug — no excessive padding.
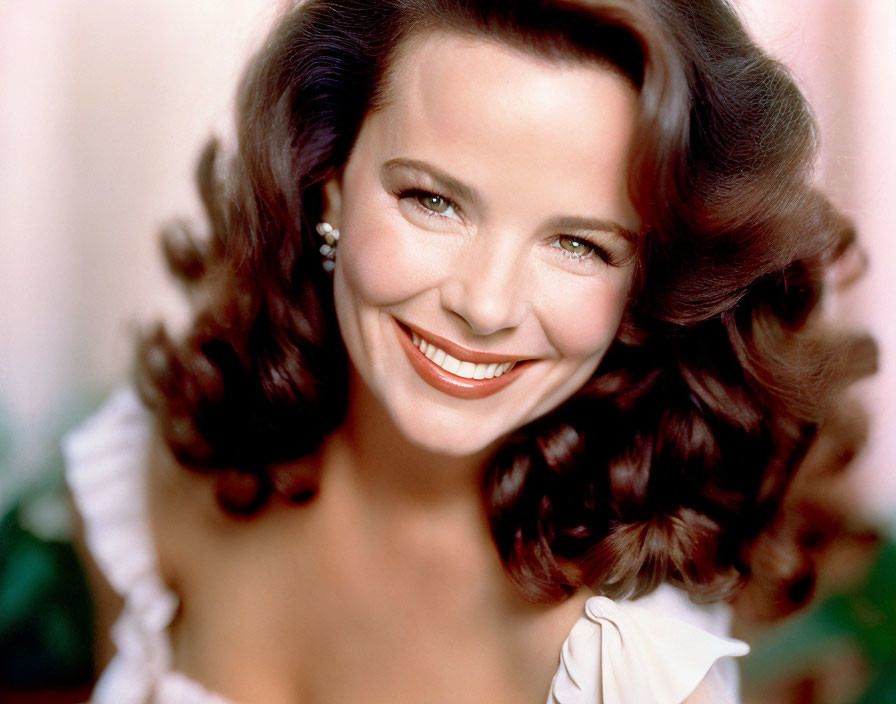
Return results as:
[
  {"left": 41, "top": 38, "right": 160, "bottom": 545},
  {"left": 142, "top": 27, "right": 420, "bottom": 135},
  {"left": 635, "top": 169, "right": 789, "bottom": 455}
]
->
[{"left": 316, "top": 221, "right": 339, "bottom": 273}]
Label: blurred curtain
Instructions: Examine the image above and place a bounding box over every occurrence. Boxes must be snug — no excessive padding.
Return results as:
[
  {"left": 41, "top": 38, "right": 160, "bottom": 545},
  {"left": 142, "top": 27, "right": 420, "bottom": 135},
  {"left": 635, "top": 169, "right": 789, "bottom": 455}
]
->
[
  {"left": 0, "top": 1, "right": 275, "bottom": 503},
  {"left": 1, "top": 0, "right": 893, "bottom": 518}
]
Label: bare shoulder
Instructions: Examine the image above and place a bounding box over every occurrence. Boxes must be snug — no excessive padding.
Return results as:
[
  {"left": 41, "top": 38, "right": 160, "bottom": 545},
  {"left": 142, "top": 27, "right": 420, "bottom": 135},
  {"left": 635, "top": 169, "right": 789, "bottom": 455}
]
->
[
  {"left": 144, "top": 429, "right": 304, "bottom": 590},
  {"left": 145, "top": 427, "right": 226, "bottom": 590}
]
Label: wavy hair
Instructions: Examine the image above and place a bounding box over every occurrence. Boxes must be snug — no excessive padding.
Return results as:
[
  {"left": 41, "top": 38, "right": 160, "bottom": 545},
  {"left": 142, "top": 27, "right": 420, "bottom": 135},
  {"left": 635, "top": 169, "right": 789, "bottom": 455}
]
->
[{"left": 137, "top": 0, "right": 876, "bottom": 614}]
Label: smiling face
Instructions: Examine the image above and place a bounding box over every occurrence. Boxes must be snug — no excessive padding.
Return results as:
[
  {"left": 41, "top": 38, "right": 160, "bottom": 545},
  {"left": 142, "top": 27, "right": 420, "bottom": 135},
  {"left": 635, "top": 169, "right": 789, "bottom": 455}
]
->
[{"left": 324, "top": 32, "right": 640, "bottom": 457}]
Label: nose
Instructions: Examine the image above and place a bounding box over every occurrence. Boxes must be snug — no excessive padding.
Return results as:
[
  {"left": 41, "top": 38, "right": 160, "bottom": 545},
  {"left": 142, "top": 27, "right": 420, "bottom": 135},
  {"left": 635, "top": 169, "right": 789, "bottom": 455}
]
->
[{"left": 439, "top": 235, "right": 530, "bottom": 336}]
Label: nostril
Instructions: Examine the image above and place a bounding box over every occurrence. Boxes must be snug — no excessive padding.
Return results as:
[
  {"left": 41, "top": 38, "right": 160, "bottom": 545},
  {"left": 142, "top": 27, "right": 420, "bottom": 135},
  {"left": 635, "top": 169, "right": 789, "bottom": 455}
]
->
[
  {"left": 436, "top": 247, "right": 531, "bottom": 335},
  {"left": 441, "top": 287, "right": 529, "bottom": 336}
]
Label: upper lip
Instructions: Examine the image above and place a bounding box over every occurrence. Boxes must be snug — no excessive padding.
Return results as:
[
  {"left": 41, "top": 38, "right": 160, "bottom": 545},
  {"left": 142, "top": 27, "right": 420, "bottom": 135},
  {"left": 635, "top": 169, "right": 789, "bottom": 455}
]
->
[{"left": 399, "top": 321, "right": 528, "bottom": 365}]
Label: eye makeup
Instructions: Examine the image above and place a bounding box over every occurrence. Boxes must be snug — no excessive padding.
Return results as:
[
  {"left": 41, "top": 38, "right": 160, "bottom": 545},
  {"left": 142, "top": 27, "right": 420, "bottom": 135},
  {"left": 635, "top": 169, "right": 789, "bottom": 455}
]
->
[
  {"left": 396, "top": 188, "right": 464, "bottom": 223},
  {"left": 381, "top": 158, "right": 481, "bottom": 213},
  {"left": 548, "top": 234, "right": 616, "bottom": 266},
  {"left": 379, "top": 157, "right": 637, "bottom": 269}
]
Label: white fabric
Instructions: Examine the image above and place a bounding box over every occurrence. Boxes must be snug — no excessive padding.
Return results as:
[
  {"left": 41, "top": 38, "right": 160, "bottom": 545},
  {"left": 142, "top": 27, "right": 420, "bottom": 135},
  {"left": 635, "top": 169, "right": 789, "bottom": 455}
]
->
[
  {"left": 65, "top": 388, "right": 749, "bottom": 704},
  {"left": 548, "top": 596, "right": 749, "bottom": 704},
  {"left": 64, "top": 388, "right": 230, "bottom": 704}
]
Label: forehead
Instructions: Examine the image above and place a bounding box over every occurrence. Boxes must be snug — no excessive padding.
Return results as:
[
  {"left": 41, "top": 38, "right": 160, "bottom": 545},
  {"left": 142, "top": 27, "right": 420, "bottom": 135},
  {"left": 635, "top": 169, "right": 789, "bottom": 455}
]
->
[
  {"left": 360, "top": 31, "right": 641, "bottom": 230},
  {"left": 378, "top": 29, "right": 634, "bottom": 120}
]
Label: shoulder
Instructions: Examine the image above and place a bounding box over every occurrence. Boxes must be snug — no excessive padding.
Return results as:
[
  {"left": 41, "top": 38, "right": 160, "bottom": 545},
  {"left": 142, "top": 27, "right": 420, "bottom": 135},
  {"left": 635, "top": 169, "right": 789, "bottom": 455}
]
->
[
  {"left": 63, "top": 387, "right": 180, "bottom": 659},
  {"left": 63, "top": 387, "right": 225, "bottom": 597},
  {"left": 145, "top": 415, "right": 223, "bottom": 591},
  {"left": 144, "top": 400, "right": 307, "bottom": 598}
]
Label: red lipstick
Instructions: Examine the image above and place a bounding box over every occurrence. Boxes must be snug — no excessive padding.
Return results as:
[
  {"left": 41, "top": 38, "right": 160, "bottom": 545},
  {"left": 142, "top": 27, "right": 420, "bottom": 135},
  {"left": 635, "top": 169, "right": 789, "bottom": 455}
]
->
[{"left": 394, "top": 319, "right": 527, "bottom": 400}]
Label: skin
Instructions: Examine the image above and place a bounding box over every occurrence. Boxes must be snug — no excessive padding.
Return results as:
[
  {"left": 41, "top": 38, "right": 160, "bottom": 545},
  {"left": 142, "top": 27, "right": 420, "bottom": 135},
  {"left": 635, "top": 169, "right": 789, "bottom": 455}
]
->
[
  {"left": 325, "top": 32, "right": 639, "bottom": 460},
  {"left": 131, "top": 32, "right": 713, "bottom": 704}
]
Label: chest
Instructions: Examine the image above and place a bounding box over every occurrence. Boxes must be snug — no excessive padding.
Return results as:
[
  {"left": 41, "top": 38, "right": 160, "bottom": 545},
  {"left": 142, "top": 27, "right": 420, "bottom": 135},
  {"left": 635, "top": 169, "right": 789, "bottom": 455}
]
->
[{"left": 161, "top": 498, "right": 586, "bottom": 704}]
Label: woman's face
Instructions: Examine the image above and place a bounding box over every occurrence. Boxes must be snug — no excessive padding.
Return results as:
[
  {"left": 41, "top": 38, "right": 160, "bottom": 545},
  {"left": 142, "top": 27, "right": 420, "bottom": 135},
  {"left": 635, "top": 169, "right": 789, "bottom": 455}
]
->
[{"left": 325, "top": 32, "right": 640, "bottom": 457}]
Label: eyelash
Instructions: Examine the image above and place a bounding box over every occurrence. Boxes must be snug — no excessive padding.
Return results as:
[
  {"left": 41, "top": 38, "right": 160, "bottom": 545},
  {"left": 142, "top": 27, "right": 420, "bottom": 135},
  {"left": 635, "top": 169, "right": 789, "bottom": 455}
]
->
[
  {"left": 549, "top": 236, "right": 616, "bottom": 266},
  {"left": 395, "top": 187, "right": 618, "bottom": 266},
  {"left": 396, "top": 188, "right": 461, "bottom": 221}
]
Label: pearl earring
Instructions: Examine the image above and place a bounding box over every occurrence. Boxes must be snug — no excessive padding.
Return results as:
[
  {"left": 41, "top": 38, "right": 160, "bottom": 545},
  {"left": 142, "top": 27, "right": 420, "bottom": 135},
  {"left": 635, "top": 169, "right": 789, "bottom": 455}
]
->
[{"left": 316, "top": 222, "right": 339, "bottom": 273}]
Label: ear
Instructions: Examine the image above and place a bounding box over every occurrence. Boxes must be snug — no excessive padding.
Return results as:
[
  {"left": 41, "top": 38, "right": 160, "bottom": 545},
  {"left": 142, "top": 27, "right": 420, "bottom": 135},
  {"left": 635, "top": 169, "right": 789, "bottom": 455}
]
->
[{"left": 321, "top": 174, "right": 343, "bottom": 228}]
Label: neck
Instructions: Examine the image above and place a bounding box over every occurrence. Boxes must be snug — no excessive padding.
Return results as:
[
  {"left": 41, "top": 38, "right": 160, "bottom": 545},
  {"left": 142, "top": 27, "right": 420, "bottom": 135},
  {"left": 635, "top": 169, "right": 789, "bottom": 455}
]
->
[
  {"left": 317, "top": 369, "right": 526, "bottom": 609},
  {"left": 324, "top": 370, "right": 493, "bottom": 513}
]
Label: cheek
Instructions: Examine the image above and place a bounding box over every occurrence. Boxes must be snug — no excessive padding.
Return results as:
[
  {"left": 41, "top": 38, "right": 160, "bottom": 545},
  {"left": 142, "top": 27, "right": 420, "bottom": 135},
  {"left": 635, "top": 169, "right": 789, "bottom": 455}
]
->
[
  {"left": 539, "top": 277, "right": 631, "bottom": 361},
  {"left": 338, "top": 211, "right": 452, "bottom": 307}
]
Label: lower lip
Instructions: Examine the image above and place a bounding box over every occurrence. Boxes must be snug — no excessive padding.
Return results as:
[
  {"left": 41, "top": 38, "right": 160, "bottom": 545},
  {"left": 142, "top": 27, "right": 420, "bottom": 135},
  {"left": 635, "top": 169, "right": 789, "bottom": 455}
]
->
[{"left": 394, "top": 321, "right": 526, "bottom": 400}]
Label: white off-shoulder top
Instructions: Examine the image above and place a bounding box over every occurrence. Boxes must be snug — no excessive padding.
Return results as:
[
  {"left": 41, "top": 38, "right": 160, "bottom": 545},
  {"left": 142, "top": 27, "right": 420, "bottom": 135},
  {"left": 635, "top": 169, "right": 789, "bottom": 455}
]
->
[{"left": 64, "top": 388, "right": 749, "bottom": 704}]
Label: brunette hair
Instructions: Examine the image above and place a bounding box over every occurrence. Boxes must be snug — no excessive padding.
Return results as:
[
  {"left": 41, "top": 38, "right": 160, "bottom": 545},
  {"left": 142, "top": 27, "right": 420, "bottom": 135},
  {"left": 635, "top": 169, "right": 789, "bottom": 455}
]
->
[{"left": 137, "top": 0, "right": 876, "bottom": 614}]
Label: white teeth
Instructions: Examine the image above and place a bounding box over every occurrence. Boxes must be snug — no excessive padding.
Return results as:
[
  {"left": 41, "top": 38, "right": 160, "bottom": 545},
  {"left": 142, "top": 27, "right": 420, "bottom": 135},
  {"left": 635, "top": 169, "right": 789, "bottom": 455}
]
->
[
  {"left": 443, "top": 354, "right": 461, "bottom": 375},
  {"left": 410, "top": 330, "right": 517, "bottom": 380},
  {"left": 495, "top": 362, "right": 515, "bottom": 377}
]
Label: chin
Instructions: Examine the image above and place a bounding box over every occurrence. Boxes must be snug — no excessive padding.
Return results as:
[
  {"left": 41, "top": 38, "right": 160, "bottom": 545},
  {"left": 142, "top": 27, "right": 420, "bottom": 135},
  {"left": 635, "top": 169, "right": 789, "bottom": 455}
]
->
[{"left": 388, "top": 404, "right": 508, "bottom": 459}]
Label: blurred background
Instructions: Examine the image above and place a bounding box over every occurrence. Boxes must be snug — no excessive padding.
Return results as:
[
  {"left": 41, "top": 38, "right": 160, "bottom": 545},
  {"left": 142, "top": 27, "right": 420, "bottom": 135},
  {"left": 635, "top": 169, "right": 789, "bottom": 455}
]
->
[{"left": 0, "top": 0, "right": 894, "bottom": 702}]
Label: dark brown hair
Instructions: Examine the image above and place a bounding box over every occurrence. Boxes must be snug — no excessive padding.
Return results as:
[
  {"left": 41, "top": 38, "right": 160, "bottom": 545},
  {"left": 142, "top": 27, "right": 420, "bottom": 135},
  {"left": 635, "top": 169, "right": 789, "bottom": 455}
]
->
[{"left": 137, "top": 0, "right": 876, "bottom": 614}]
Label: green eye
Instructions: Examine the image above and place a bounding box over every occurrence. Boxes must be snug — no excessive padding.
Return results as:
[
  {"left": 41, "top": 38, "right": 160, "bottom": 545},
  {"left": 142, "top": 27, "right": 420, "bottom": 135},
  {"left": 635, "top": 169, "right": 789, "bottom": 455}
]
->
[
  {"left": 418, "top": 193, "right": 450, "bottom": 214},
  {"left": 558, "top": 237, "right": 592, "bottom": 257}
]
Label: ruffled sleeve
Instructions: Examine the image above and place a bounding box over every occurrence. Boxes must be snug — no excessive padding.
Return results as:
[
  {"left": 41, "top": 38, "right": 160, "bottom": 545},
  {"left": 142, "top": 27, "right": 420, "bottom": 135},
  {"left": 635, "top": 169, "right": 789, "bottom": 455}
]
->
[
  {"left": 64, "top": 387, "right": 179, "bottom": 704},
  {"left": 548, "top": 586, "right": 750, "bottom": 704}
]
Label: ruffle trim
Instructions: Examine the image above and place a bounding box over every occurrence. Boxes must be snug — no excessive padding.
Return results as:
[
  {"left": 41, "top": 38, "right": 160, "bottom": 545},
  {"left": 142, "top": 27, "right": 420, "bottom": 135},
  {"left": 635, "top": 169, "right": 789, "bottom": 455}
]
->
[
  {"left": 548, "top": 594, "right": 750, "bottom": 704},
  {"left": 65, "top": 388, "right": 236, "bottom": 704},
  {"left": 64, "top": 388, "right": 178, "bottom": 628}
]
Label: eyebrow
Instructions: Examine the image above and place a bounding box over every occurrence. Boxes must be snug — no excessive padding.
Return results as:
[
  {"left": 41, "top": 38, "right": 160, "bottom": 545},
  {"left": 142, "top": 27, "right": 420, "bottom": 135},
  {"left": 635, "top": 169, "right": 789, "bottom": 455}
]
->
[
  {"left": 544, "top": 215, "right": 639, "bottom": 242},
  {"left": 382, "top": 157, "right": 638, "bottom": 241},
  {"left": 382, "top": 158, "right": 483, "bottom": 210}
]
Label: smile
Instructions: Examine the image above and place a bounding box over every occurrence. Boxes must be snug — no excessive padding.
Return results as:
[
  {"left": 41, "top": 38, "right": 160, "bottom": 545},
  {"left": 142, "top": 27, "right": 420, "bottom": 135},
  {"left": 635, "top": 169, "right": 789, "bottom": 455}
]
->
[
  {"left": 394, "top": 320, "right": 528, "bottom": 400},
  {"left": 410, "top": 332, "right": 515, "bottom": 380}
]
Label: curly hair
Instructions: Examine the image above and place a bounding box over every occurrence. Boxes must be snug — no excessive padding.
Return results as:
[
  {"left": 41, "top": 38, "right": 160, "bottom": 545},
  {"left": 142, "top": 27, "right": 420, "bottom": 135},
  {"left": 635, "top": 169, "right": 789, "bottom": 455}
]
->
[{"left": 137, "top": 0, "right": 876, "bottom": 615}]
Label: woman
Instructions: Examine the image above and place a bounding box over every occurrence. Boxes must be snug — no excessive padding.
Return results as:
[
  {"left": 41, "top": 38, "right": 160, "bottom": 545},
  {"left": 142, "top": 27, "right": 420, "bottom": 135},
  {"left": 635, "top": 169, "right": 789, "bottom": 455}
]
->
[{"left": 65, "top": 0, "right": 875, "bottom": 702}]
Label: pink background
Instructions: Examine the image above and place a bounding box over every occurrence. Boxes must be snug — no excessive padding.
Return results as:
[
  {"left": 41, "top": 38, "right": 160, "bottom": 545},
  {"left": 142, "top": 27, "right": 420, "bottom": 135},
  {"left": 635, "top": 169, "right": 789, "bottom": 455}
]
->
[{"left": 1, "top": 1, "right": 893, "bottom": 523}]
